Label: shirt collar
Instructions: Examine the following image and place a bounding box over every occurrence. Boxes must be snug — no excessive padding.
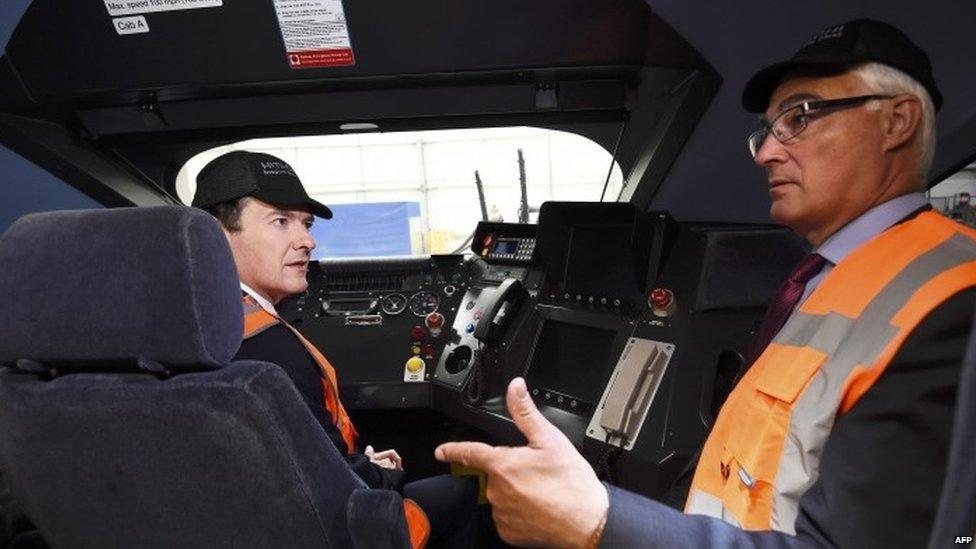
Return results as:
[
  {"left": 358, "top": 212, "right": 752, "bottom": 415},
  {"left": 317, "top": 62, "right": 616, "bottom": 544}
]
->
[
  {"left": 816, "top": 192, "right": 928, "bottom": 266},
  {"left": 240, "top": 282, "right": 278, "bottom": 316}
]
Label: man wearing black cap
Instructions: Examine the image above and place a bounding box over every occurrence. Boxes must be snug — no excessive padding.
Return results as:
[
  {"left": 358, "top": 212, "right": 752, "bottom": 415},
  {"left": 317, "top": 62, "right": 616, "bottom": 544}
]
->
[
  {"left": 194, "top": 151, "right": 480, "bottom": 548},
  {"left": 433, "top": 19, "right": 976, "bottom": 548}
]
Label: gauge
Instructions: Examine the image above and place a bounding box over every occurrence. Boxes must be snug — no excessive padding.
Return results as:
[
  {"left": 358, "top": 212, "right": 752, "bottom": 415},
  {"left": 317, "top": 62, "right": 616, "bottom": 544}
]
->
[
  {"left": 408, "top": 291, "right": 440, "bottom": 317},
  {"left": 381, "top": 293, "right": 408, "bottom": 316}
]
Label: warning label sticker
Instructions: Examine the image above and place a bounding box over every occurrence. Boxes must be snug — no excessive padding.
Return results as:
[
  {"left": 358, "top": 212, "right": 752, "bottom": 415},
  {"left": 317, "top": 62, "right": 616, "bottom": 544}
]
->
[
  {"left": 104, "top": 0, "right": 222, "bottom": 17},
  {"left": 113, "top": 15, "right": 150, "bottom": 35},
  {"left": 273, "top": 0, "right": 355, "bottom": 69}
]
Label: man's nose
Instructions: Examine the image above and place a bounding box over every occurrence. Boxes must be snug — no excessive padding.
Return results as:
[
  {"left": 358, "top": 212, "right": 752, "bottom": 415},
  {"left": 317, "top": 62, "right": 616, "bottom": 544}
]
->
[
  {"left": 753, "top": 133, "right": 787, "bottom": 166},
  {"left": 296, "top": 227, "right": 316, "bottom": 251}
]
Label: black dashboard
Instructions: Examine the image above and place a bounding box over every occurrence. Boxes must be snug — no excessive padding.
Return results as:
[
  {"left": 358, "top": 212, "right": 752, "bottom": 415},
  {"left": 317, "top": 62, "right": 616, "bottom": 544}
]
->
[{"left": 278, "top": 202, "right": 808, "bottom": 497}]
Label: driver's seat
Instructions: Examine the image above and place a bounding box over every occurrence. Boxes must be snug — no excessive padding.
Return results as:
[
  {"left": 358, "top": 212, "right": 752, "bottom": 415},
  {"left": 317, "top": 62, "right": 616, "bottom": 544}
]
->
[{"left": 0, "top": 207, "right": 413, "bottom": 548}]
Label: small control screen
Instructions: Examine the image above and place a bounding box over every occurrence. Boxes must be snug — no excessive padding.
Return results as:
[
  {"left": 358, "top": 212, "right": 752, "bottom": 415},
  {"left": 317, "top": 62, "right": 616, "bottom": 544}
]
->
[
  {"left": 562, "top": 223, "right": 637, "bottom": 297},
  {"left": 492, "top": 239, "right": 519, "bottom": 255},
  {"left": 525, "top": 319, "right": 617, "bottom": 405}
]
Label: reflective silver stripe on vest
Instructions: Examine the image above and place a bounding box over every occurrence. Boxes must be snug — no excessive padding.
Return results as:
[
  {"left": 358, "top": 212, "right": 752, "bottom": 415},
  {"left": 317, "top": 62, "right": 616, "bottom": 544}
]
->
[
  {"left": 242, "top": 298, "right": 279, "bottom": 338},
  {"left": 768, "top": 233, "right": 976, "bottom": 533},
  {"left": 686, "top": 489, "right": 741, "bottom": 528}
]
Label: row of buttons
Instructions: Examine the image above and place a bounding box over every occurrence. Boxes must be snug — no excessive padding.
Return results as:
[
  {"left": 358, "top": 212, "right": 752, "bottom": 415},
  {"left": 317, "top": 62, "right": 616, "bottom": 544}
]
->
[
  {"left": 423, "top": 272, "right": 463, "bottom": 285},
  {"left": 562, "top": 293, "right": 622, "bottom": 306},
  {"left": 490, "top": 252, "right": 532, "bottom": 261},
  {"left": 531, "top": 388, "right": 579, "bottom": 409}
]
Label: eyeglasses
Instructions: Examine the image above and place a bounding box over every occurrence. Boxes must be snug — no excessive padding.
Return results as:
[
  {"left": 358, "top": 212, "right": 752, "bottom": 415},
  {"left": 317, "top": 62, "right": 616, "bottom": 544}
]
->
[{"left": 747, "top": 94, "right": 894, "bottom": 158}]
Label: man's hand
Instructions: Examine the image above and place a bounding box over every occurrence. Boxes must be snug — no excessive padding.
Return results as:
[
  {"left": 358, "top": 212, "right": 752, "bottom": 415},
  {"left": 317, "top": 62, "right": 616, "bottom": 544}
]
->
[
  {"left": 364, "top": 445, "right": 403, "bottom": 470},
  {"left": 435, "top": 377, "right": 609, "bottom": 547}
]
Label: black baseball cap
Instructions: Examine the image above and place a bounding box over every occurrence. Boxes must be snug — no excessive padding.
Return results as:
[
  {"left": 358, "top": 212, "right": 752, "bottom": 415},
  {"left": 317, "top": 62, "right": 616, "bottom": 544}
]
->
[
  {"left": 742, "top": 19, "right": 942, "bottom": 113},
  {"left": 192, "top": 151, "right": 333, "bottom": 219}
]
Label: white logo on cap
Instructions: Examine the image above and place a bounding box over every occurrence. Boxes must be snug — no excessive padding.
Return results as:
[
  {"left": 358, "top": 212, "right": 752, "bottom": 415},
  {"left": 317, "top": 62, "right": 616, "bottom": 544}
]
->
[
  {"left": 260, "top": 161, "right": 297, "bottom": 177},
  {"left": 804, "top": 24, "right": 845, "bottom": 47}
]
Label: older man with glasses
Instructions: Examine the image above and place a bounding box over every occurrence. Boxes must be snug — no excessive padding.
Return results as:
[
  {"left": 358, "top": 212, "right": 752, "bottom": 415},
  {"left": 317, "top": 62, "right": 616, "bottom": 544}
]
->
[{"left": 435, "top": 19, "right": 976, "bottom": 549}]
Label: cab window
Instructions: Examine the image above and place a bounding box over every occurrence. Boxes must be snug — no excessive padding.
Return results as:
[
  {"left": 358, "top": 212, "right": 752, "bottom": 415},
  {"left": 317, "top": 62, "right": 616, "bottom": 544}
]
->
[
  {"left": 929, "top": 161, "right": 976, "bottom": 226},
  {"left": 176, "top": 127, "right": 623, "bottom": 258}
]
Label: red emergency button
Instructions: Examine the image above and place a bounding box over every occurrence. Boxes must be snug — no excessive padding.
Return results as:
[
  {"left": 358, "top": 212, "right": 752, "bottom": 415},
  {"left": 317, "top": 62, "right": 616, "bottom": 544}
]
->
[
  {"left": 411, "top": 325, "right": 425, "bottom": 340},
  {"left": 649, "top": 288, "right": 672, "bottom": 308},
  {"left": 483, "top": 234, "right": 494, "bottom": 247},
  {"left": 648, "top": 288, "right": 676, "bottom": 317},
  {"left": 425, "top": 312, "right": 445, "bottom": 337},
  {"left": 425, "top": 312, "right": 444, "bottom": 328}
]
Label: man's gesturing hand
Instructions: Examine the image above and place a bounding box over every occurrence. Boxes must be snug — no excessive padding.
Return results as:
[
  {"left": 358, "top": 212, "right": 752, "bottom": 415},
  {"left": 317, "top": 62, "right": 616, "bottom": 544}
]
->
[{"left": 435, "top": 377, "right": 609, "bottom": 547}]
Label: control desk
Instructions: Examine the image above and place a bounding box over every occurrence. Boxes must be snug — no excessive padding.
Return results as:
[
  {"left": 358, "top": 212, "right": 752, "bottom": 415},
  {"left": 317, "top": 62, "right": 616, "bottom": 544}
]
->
[{"left": 278, "top": 202, "right": 807, "bottom": 498}]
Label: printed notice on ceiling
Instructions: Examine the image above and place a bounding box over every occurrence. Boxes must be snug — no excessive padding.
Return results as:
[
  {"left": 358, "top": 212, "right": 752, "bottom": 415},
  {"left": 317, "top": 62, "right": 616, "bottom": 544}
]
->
[
  {"left": 104, "top": 0, "right": 222, "bottom": 17},
  {"left": 273, "top": 0, "right": 355, "bottom": 69}
]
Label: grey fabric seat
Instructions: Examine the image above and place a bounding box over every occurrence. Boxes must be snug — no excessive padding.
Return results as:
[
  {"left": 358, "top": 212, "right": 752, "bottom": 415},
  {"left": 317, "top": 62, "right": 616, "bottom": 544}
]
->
[{"left": 0, "top": 207, "right": 411, "bottom": 549}]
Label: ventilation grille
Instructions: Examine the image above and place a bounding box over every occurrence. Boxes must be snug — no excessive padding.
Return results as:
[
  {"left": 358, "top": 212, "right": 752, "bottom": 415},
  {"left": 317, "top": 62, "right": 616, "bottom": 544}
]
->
[{"left": 324, "top": 273, "right": 407, "bottom": 292}]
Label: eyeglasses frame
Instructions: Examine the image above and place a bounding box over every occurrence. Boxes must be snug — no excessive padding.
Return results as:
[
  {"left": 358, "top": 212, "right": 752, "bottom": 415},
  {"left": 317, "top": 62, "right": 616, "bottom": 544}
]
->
[{"left": 747, "top": 94, "right": 895, "bottom": 158}]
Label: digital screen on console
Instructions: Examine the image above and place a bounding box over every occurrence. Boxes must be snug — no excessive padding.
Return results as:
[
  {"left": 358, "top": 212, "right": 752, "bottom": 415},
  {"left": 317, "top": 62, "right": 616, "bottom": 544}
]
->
[
  {"left": 562, "top": 223, "right": 638, "bottom": 297},
  {"left": 525, "top": 319, "right": 617, "bottom": 405},
  {"left": 492, "top": 239, "right": 519, "bottom": 254}
]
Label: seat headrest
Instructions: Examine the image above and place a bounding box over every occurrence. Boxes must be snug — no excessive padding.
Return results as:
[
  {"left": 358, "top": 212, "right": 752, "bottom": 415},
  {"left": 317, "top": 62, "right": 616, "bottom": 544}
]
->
[{"left": 0, "top": 207, "right": 243, "bottom": 367}]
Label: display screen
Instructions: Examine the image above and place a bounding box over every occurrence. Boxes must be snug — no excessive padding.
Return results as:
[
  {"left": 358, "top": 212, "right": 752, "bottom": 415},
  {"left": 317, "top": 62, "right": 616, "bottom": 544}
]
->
[
  {"left": 525, "top": 319, "right": 617, "bottom": 405},
  {"left": 328, "top": 299, "right": 373, "bottom": 312},
  {"left": 492, "top": 239, "right": 519, "bottom": 254},
  {"left": 562, "top": 223, "right": 637, "bottom": 297}
]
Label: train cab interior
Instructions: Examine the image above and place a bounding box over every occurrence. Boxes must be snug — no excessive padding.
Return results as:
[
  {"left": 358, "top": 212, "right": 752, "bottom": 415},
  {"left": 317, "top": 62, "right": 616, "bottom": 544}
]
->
[{"left": 1, "top": 1, "right": 976, "bottom": 547}]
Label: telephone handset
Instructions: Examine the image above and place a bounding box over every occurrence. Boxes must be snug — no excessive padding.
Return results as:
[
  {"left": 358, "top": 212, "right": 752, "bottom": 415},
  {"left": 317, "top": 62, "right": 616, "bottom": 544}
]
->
[
  {"left": 592, "top": 338, "right": 672, "bottom": 449},
  {"left": 473, "top": 278, "right": 527, "bottom": 345}
]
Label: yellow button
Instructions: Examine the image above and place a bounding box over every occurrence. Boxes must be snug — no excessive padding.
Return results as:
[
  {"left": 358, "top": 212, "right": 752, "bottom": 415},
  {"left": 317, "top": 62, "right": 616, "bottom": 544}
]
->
[
  {"left": 412, "top": 345, "right": 422, "bottom": 355},
  {"left": 406, "top": 357, "right": 425, "bottom": 373}
]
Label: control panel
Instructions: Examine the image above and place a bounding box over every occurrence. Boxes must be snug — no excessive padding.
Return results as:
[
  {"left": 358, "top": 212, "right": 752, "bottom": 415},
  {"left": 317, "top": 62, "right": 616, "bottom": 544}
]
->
[
  {"left": 472, "top": 221, "right": 539, "bottom": 265},
  {"left": 434, "top": 222, "right": 540, "bottom": 390},
  {"left": 275, "top": 203, "right": 810, "bottom": 505},
  {"left": 479, "top": 235, "right": 536, "bottom": 263},
  {"left": 277, "top": 255, "right": 471, "bottom": 398},
  {"left": 481, "top": 265, "right": 527, "bottom": 284}
]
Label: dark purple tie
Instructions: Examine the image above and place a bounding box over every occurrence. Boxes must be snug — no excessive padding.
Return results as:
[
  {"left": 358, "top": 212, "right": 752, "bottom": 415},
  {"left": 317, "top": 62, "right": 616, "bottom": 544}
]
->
[{"left": 748, "top": 253, "right": 828, "bottom": 365}]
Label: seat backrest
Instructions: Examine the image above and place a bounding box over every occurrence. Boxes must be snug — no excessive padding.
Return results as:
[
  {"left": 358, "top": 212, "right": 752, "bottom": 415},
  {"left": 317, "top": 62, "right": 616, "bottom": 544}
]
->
[
  {"left": 928, "top": 306, "right": 976, "bottom": 549},
  {"left": 0, "top": 207, "right": 368, "bottom": 548}
]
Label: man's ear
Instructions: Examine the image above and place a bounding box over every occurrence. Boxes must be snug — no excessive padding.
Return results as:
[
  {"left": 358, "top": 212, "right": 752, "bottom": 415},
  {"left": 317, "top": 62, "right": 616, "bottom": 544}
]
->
[{"left": 882, "top": 94, "right": 922, "bottom": 153}]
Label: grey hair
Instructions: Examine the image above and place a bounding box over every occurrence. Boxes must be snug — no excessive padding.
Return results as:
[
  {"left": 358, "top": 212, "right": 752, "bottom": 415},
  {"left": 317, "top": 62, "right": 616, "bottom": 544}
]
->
[{"left": 851, "top": 62, "right": 936, "bottom": 185}]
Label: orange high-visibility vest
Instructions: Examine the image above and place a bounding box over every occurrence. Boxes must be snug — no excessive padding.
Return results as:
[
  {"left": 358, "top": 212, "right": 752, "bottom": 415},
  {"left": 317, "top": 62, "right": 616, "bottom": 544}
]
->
[
  {"left": 241, "top": 295, "right": 359, "bottom": 453},
  {"left": 686, "top": 211, "right": 976, "bottom": 533},
  {"left": 241, "top": 295, "right": 430, "bottom": 548},
  {"left": 241, "top": 296, "right": 430, "bottom": 548}
]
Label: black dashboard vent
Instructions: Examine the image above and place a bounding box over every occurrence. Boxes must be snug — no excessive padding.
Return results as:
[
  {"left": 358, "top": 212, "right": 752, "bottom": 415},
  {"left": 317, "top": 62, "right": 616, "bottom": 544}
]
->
[{"left": 324, "top": 273, "right": 407, "bottom": 292}]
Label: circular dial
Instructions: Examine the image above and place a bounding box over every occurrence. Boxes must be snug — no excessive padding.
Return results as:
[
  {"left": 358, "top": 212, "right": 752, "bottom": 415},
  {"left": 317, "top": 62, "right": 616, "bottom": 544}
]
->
[
  {"left": 380, "top": 293, "right": 408, "bottom": 316},
  {"left": 408, "top": 291, "right": 440, "bottom": 317}
]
